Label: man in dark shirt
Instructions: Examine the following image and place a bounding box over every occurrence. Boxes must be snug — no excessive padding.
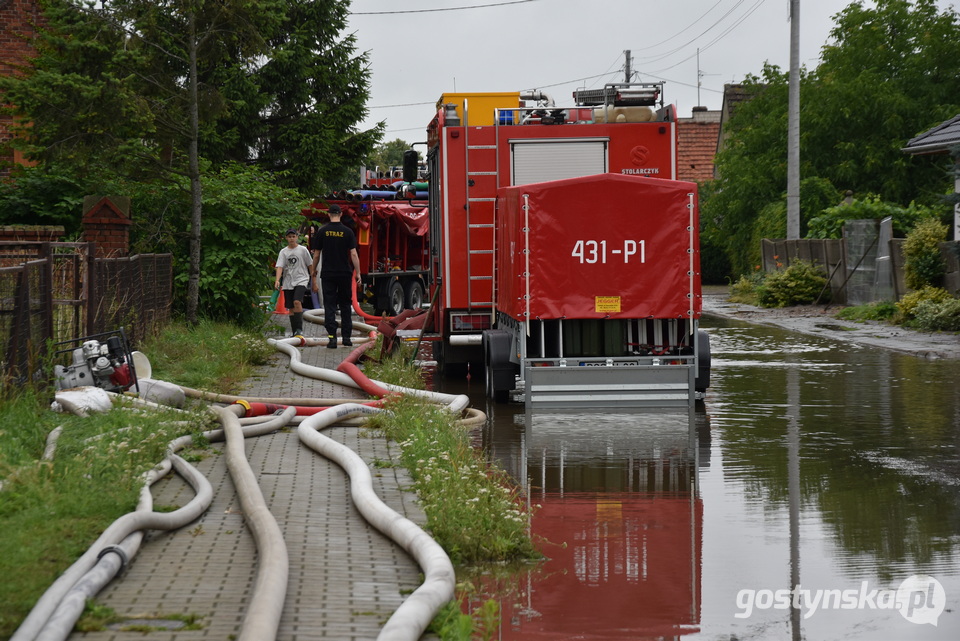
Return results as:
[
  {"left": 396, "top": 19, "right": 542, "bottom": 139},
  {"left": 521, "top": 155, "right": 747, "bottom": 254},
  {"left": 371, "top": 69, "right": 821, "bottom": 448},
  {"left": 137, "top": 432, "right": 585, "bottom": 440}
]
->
[{"left": 311, "top": 205, "right": 362, "bottom": 348}]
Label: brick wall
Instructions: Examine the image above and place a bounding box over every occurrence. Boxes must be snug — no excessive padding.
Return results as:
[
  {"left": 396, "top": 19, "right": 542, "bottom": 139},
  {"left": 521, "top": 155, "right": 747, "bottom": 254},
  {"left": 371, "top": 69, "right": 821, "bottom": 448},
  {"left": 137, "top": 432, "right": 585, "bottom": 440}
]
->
[
  {"left": 678, "top": 107, "right": 721, "bottom": 184},
  {"left": 1, "top": 0, "right": 44, "bottom": 176},
  {"left": 0, "top": 225, "right": 64, "bottom": 243}
]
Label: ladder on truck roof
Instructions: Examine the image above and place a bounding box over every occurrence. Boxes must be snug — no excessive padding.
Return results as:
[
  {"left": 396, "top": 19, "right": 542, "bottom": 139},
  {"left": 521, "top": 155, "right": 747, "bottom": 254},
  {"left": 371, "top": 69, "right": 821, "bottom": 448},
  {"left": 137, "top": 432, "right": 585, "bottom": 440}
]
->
[{"left": 462, "top": 100, "right": 497, "bottom": 310}]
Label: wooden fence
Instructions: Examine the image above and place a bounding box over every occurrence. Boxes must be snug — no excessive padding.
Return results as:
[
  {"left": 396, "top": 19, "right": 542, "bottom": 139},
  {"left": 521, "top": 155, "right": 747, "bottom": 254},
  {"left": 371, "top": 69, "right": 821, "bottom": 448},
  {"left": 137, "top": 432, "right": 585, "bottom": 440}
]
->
[{"left": 0, "top": 242, "right": 173, "bottom": 383}]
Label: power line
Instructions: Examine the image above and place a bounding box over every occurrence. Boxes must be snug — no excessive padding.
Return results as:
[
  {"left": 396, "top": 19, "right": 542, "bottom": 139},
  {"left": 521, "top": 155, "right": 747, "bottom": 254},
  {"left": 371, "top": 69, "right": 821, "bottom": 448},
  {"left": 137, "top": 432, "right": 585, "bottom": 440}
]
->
[
  {"left": 369, "top": 101, "right": 435, "bottom": 109},
  {"left": 352, "top": 0, "right": 539, "bottom": 15},
  {"left": 646, "top": 0, "right": 768, "bottom": 72}
]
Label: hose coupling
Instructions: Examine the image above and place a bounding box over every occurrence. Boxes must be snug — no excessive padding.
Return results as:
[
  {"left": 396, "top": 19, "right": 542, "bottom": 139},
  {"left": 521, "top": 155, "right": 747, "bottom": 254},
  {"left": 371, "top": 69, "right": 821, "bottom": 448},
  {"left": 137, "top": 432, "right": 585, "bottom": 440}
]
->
[{"left": 97, "top": 544, "right": 130, "bottom": 571}]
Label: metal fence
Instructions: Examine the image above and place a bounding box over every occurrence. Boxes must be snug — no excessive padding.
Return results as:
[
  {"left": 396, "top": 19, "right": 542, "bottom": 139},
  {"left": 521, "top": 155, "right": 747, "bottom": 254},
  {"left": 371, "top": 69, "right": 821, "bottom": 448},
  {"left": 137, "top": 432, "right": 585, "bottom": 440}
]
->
[
  {"left": 0, "top": 242, "right": 173, "bottom": 384},
  {"left": 761, "top": 234, "right": 960, "bottom": 304}
]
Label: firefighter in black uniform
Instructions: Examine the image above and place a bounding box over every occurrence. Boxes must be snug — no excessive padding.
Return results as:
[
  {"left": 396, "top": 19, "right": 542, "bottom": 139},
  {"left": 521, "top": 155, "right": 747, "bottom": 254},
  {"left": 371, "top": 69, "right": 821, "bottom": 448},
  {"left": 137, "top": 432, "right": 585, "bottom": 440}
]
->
[{"left": 311, "top": 205, "right": 362, "bottom": 348}]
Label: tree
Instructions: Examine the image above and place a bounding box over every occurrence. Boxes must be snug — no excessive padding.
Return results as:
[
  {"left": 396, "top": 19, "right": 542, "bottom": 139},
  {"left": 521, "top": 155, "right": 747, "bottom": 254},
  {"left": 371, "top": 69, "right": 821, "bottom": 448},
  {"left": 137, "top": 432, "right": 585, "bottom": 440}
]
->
[
  {"left": 364, "top": 138, "right": 414, "bottom": 174},
  {"left": 704, "top": 0, "right": 960, "bottom": 277},
  {"left": 0, "top": 0, "right": 380, "bottom": 322}
]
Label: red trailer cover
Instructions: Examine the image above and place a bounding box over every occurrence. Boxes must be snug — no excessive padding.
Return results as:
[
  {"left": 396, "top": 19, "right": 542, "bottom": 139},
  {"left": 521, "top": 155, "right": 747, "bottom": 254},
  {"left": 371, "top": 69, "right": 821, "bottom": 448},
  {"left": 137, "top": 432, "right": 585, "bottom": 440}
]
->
[
  {"left": 303, "top": 202, "right": 428, "bottom": 236},
  {"left": 496, "top": 173, "right": 701, "bottom": 321}
]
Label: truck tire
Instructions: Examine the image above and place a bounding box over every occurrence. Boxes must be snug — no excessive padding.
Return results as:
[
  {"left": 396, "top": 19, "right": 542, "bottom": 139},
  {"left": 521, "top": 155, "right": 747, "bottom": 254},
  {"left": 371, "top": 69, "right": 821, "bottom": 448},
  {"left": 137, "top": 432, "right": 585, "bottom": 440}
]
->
[
  {"left": 386, "top": 280, "right": 404, "bottom": 317},
  {"left": 483, "top": 329, "right": 515, "bottom": 403},
  {"left": 695, "top": 329, "right": 711, "bottom": 393},
  {"left": 404, "top": 279, "right": 424, "bottom": 310}
]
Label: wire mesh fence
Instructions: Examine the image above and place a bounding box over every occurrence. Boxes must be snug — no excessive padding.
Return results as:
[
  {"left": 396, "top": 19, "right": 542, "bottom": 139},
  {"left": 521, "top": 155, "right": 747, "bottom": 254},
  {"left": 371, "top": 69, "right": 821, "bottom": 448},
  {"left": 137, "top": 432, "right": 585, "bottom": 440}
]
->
[{"left": 0, "top": 242, "right": 172, "bottom": 385}]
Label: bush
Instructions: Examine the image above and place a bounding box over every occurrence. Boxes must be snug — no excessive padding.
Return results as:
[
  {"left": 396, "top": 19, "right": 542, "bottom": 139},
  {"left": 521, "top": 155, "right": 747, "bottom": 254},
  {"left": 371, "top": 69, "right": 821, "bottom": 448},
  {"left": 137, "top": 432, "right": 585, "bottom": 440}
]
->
[
  {"left": 903, "top": 217, "right": 948, "bottom": 290},
  {"left": 728, "top": 271, "right": 763, "bottom": 305},
  {"left": 806, "top": 196, "right": 937, "bottom": 240},
  {"left": 911, "top": 297, "right": 960, "bottom": 332},
  {"left": 895, "top": 286, "right": 953, "bottom": 323},
  {"left": 756, "top": 260, "right": 830, "bottom": 308}
]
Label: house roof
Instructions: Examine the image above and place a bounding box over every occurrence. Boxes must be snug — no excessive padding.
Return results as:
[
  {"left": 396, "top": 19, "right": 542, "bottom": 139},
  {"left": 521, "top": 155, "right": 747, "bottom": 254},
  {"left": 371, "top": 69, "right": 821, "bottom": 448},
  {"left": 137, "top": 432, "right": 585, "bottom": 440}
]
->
[
  {"left": 902, "top": 114, "right": 960, "bottom": 155},
  {"left": 717, "top": 84, "right": 757, "bottom": 154}
]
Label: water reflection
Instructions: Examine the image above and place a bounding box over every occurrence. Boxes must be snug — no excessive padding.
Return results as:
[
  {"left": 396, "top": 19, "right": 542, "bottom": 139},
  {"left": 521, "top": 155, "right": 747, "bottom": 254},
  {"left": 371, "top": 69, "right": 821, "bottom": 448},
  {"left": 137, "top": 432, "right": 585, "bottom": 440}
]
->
[
  {"left": 462, "top": 405, "right": 705, "bottom": 640},
  {"left": 441, "top": 316, "right": 960, "bottom": 639}
]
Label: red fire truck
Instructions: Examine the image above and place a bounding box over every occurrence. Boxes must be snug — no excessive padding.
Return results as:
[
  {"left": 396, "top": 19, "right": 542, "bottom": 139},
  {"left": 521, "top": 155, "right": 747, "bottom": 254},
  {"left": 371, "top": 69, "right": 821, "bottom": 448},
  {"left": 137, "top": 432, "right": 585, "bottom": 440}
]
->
[{"left": 306, "top": 82, "right": 710, "bottom": 407}]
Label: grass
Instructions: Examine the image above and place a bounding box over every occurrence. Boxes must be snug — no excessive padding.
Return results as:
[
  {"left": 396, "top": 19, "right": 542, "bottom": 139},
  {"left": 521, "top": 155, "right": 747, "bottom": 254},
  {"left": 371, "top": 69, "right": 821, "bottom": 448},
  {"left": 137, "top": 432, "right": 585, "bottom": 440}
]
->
[
  {"left": 363, "top": 344, "right": 540, "bottom": 639},
  {"left": 0, "top": 390, "right": 210, "bottom": 638},
  {"left": 136, "top": 319, "right": 274, "bottom": 393},
  {"left": 1, "top": 320, "right": 537, "bottom": 641},
  {"left": 368, "top": 395, "right": 538, "bottom": 566},
  {"left": 363, "top": 342, "right": 538, "bottom": 566},
  {"left": 0, "top": 319, "right": 262, "bottom": 639}
]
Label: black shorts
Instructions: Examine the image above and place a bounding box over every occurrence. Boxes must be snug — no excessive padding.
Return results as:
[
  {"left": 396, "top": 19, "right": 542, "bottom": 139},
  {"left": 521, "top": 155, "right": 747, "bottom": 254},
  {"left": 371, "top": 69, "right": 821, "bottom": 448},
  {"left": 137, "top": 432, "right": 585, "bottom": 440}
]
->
[{"left": 284, "top": 285, "right": 307, "bottom": 309}]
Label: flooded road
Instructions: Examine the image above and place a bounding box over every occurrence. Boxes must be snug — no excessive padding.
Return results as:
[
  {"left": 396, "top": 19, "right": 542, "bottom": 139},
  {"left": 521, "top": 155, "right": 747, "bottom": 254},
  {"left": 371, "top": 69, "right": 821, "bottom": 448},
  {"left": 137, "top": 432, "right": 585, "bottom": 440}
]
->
[{"left": 439, "top": 316, "right": 960, "bottom": 640}]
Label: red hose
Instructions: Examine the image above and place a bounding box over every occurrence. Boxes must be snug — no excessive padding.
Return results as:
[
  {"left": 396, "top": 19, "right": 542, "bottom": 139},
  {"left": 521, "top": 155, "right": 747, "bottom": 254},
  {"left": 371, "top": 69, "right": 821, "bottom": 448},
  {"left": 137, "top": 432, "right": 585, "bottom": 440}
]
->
[
  {"left": 336, "top": 335, "right": 399, "bottom": 399},
  {"left": 352, "top": 270, "right": 384, "bottom": 322}
]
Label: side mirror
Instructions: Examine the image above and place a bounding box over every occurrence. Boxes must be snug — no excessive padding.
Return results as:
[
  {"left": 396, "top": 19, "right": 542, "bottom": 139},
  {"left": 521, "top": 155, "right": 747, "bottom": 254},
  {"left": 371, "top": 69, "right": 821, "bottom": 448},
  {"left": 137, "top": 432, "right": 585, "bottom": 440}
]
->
[{"left": 402, "top": 150, "right": 418, "bottom": 183}]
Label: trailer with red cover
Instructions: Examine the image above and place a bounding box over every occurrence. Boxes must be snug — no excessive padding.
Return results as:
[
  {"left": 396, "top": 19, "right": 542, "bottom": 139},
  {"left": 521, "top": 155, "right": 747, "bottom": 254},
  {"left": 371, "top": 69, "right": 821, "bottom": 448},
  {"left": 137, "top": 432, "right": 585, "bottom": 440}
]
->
[{"left": 486, "top": 173, "right": 708, "bottom": 407}]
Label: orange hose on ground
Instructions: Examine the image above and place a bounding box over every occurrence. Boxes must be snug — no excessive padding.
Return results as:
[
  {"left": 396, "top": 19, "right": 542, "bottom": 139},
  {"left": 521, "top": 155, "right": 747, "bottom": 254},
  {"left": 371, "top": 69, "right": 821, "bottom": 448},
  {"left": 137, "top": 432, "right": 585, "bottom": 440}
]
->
[{"left": 236, "top": 400, "right": 386, "bottom": 417}]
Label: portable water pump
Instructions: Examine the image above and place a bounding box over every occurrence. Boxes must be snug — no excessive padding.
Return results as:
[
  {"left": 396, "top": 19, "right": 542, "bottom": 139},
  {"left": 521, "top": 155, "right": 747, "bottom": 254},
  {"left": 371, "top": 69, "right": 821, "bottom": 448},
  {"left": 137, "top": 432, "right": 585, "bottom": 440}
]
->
[{"left": 54, "top": 331, "right": 136, "bottom": 393}]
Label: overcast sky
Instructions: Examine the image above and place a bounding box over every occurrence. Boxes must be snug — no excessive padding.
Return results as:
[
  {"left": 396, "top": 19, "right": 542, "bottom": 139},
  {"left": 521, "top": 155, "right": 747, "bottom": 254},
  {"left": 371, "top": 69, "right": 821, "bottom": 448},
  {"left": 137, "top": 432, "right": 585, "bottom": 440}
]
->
[{"left": 345, "top": 0, "right": 956, "bottom": 146}]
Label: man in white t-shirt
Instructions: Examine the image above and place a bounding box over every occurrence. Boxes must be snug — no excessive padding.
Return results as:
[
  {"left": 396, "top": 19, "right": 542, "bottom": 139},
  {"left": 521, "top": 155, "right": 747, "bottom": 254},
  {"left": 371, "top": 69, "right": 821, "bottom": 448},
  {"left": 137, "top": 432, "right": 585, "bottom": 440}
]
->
[{"left": 274, "top": 229, "right": 314, "bottom": 337}]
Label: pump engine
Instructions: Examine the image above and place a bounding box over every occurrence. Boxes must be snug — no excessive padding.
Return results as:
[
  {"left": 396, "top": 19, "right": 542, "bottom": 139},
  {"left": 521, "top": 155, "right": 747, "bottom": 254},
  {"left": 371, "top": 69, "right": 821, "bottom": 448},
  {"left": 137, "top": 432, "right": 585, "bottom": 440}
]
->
[{"left": 54, "top": 334, "right": 135, "bottom": 392}]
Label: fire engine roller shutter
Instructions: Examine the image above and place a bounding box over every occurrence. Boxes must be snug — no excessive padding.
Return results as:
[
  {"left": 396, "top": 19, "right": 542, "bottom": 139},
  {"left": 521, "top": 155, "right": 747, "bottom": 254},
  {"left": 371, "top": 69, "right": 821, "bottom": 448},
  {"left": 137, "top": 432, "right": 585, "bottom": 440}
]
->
[{"left": 510, "top": 139, "right": 608, "bottom": 186}]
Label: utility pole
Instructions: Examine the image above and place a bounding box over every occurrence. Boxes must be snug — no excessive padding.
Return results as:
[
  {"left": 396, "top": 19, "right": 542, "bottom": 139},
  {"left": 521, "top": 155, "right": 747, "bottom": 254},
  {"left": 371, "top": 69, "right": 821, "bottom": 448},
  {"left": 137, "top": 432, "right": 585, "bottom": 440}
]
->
[
  {"left": 624, "top": 49, "right": 632, "bottom": 83},
  {"left": 787, "top": 0, "right": 801, "bottom": 240}
]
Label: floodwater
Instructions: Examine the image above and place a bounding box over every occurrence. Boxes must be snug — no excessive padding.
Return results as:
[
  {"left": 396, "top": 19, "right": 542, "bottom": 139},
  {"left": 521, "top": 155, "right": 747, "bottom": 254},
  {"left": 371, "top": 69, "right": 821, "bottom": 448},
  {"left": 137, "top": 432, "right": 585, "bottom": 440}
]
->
[{"left": 437, "top": 316, "right": 960, "bottom": 640}]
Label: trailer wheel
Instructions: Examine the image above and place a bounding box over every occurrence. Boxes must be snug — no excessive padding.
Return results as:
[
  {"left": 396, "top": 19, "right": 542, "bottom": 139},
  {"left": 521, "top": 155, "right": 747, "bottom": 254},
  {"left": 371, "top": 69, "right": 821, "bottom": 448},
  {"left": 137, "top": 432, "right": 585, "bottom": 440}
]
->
[
  {"left": 404, "top": 279, "right": 424, "bottom": 310},
  {"left": 695, "top": 329, "right": 711, "bottom": 393},
  {"left": 386, "top": 280, "right": 405, "bottom": 317}
]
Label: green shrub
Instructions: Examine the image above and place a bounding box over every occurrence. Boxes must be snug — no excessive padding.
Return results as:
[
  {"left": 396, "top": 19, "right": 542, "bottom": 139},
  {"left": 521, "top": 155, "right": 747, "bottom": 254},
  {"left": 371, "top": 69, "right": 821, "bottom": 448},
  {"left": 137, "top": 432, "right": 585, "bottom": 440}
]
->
[
  {"left": 895, "top": 286, "right": 953, "bottom": 323},
  {"left": 912, "top": 297, "right": 960, "bottom": 332},
  {"left": 806, "top": 196, "right": 937, "bottom": 240},
  {"left": 756, "top": 260, "right": 829, "bottom": 308},
  {"left": 903, "top": 217, "right": 948, "bottom": 290},
  {"left": 728, "top": 271, "right": 763, "bottom": 305}
]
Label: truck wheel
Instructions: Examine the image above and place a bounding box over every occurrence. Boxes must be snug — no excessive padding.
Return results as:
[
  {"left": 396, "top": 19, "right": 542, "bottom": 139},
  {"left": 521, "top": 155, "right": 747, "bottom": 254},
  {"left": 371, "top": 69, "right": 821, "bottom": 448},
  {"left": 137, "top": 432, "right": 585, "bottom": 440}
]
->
[
  {"left": 404, "top": 280, "right": 424, "bottom": 310},
  {"left": 387, "top": 280, "right": 405, "bottom": 317},
  {"left": 483, "top": 329, "right": 514, "bottom": 403}
]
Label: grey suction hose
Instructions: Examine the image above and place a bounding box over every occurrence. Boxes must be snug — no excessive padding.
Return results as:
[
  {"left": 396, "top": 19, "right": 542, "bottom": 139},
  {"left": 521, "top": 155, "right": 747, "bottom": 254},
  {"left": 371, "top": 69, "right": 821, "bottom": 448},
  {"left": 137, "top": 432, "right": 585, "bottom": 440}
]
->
[
  {"left": 11, "top": 454, "right": 212, "bottom": 641},
  {"left": 298, "top": 404, "right": 456, "bottom": 641},
  {"left": 34, "top": 459, "right": 174, "bottom": 641},
  {"left": 214, "top": 404, "right": 290, "bottom": 641}
]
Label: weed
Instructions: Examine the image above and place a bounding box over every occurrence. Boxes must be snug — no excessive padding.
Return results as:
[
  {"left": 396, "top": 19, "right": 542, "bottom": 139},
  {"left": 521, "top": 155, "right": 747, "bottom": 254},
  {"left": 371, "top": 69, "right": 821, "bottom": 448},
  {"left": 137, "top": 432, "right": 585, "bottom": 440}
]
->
[
  {"left": 137, "top": 319, "right": 274, "bottom": 393},
  {"left": 369, "top": 395, "right": 539, "bottom": 566},
  {"left": 835, "top": 301, "right": 898, "bottom": 322}
]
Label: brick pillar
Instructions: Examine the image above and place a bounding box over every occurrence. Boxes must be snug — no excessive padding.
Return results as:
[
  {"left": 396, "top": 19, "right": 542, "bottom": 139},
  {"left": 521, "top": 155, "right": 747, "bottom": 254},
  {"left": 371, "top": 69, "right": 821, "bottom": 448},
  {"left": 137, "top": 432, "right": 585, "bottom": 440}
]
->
[
  {"left": 1, "top": 0, "right": 45, "bottom": 177},
  {"left": 81, "top": 196, "right": 132, "bottom": 257}
]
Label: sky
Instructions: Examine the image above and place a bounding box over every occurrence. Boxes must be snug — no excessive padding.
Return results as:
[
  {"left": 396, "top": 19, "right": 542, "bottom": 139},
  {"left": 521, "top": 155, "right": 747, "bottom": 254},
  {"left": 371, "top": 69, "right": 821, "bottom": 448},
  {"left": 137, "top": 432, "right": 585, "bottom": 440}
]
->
[{"left": 345, "top": 0, "right": 956, "bottom": 146}]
